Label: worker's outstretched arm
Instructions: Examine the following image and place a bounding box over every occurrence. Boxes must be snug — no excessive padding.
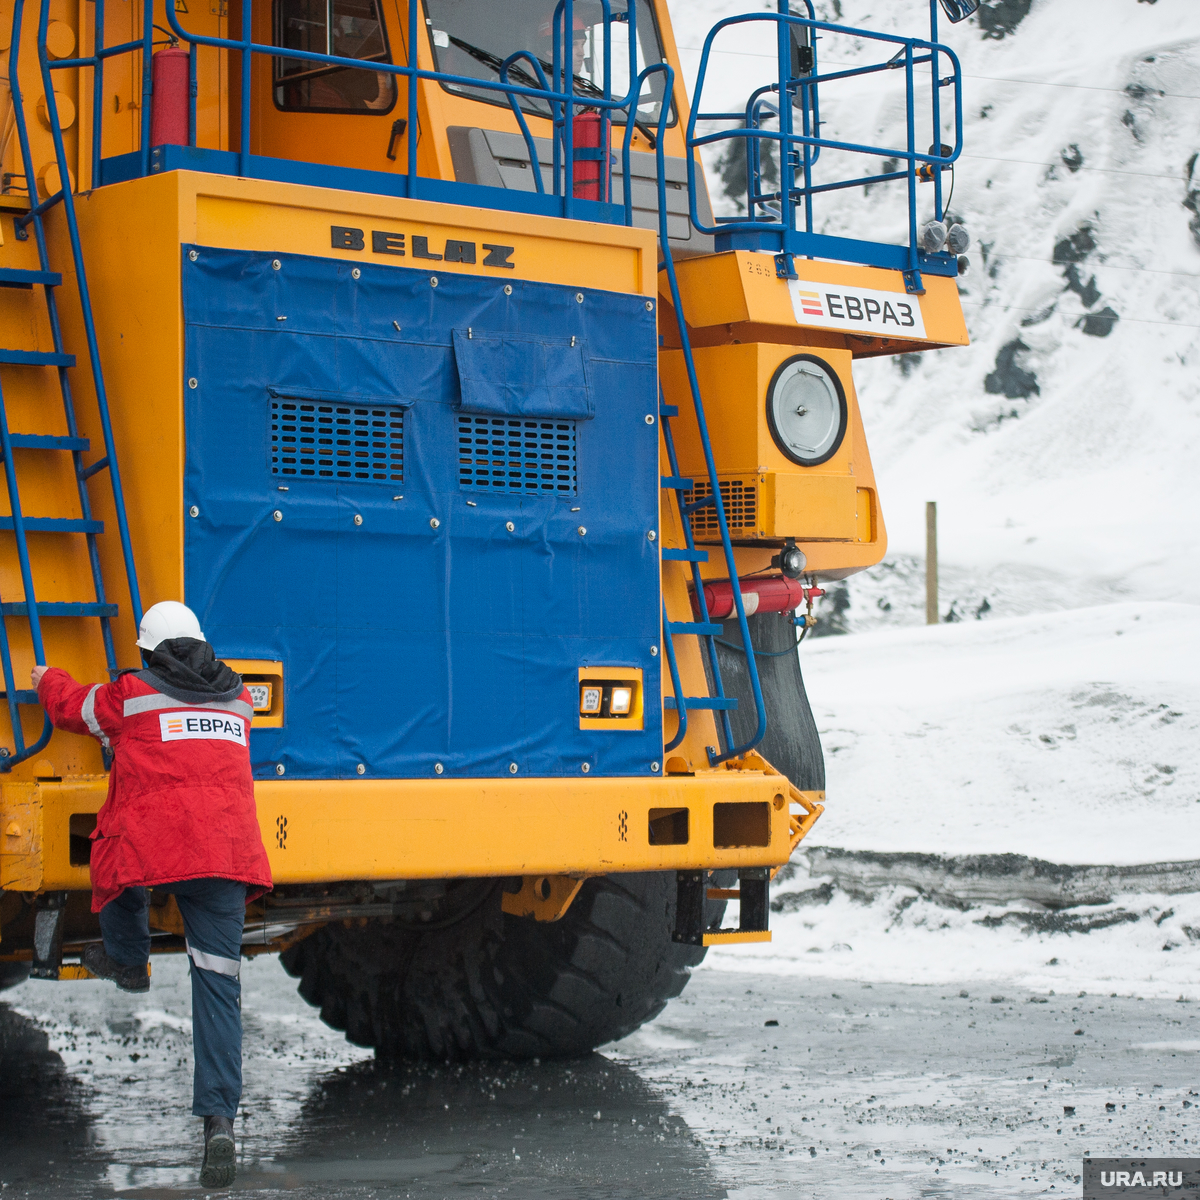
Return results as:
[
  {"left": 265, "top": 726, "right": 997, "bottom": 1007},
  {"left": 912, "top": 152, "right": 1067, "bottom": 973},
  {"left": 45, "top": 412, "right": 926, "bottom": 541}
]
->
[{"left": 35, "top": 666, "right": 124, "bottom": 749}]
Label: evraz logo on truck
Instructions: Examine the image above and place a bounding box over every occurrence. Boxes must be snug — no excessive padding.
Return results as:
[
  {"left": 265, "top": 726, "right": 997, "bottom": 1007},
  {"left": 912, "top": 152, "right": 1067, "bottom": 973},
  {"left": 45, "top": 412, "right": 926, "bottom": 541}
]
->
[{"left": 787, "top": 278, "right": 927, "bottom": 338}]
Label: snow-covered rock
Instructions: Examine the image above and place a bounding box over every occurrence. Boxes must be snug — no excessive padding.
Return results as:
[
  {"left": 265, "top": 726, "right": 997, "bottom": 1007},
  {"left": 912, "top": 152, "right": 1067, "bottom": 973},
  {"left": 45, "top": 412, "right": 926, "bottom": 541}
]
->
[{"left": 672, "top": 0, "right": 1200, "bottom": 616}]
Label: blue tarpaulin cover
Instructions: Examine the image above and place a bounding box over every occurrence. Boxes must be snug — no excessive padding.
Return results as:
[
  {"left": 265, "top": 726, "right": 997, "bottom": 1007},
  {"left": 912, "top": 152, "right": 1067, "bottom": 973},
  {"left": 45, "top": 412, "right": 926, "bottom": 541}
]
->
[{"left": 181, "top": 245, "right": 661, "bottom": 780}]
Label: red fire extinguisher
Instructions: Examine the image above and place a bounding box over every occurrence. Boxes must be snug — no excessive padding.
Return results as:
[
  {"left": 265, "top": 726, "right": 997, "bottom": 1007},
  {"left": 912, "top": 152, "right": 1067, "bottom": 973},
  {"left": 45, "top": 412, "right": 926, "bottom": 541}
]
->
[
  {"left": 150, "top": 46, "right": 190, "bottom": 149},
  {"left": 572, "top": 111, "right": 606, "bottom": 201}
]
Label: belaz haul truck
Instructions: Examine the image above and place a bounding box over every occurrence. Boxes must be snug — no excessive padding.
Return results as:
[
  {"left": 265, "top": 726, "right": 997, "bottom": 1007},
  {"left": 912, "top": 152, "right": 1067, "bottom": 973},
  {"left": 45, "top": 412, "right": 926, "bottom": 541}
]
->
[{"left": 0, "top": 0, "right": 969, "bottom": 1056}]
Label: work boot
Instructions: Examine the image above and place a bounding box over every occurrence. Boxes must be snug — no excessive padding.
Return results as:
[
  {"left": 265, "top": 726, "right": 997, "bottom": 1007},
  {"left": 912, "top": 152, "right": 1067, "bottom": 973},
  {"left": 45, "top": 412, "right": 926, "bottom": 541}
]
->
[
  {"left": 81, "top": 943, "right": 149, "bottom": 993},
  {"left": 200, "top": 1115, "right": 236, "bottom": 1188}
]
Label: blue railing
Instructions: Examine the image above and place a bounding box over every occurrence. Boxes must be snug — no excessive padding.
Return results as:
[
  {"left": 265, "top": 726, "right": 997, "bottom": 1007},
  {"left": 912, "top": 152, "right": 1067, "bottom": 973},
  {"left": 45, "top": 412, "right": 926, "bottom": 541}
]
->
[
  {"left": 33, "top": 0, "right": 650, "bottom": 217},
  {"left": 687, "top": 0, "right": 964, "bottom": 291},
  {"left": 0, "top": 0, "right": 144, "bottom": 768},
  {"left": 638, "top": 64, "right": 767, "bottom": 764}
]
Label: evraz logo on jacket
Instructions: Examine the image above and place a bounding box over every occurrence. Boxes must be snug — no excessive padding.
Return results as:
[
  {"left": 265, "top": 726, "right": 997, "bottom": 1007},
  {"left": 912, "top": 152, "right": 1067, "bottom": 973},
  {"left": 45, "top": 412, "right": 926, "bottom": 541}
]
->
[{"left": 159, "top": 711, "right": 247, "bottom": 746}]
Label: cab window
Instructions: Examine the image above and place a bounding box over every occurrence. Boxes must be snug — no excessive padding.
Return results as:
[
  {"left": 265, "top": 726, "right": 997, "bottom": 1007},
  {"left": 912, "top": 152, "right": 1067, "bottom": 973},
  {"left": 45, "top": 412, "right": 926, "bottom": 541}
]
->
[
  {"left": 274, "top": 0, "right": 397, "bottom": 114},
  {"left": 422, "top": 0, "right": 673, "bottom": 128}
]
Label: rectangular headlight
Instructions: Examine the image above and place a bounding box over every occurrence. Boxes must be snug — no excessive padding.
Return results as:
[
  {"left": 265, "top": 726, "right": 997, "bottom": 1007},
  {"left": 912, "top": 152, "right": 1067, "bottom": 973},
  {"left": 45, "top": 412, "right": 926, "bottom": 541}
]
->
[
  {"left": 580, "top": 685, "right": 602, "bottom": 715},
  {"left": 609, "top": 686, "right": 633, "bottom": 715}
]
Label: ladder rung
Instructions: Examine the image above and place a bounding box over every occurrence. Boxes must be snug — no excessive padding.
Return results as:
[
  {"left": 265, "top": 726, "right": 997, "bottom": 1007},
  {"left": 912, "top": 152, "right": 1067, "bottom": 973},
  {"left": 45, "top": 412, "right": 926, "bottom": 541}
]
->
[
  {"left": 660, "top": 476, "right": 693, "bottom": 490},
  {"left": 661, "top": 548, "right": 708, "bottom": 562},
  {"left": 0, "top": 516, "right": 103, "bottom": 533},
  {"left": 668, "top": 621, "right": 721, "bottom": 636},
  {"left": 8, "top": 433, "right": 89, "bottom": 451},
  {"left": 0, "top": 602, "right": 117, "bottom": 617},
  {"left": 707, "top": 888, "right": 741, "bottom": 900},
  {"left": 0, "top": 349, "right": 75, "bottom": 367},
  {"left": 659, "top": 404, "right": 679, "bottom": 417},
  {"left": 665, "top": 695, "right": 738, "bottom": 711},
  {"left": 0, "top": 268, "right": 62, "bottom": 289},
  {"left": 0, "top": 689, "right": 39, "bottom": 704}
]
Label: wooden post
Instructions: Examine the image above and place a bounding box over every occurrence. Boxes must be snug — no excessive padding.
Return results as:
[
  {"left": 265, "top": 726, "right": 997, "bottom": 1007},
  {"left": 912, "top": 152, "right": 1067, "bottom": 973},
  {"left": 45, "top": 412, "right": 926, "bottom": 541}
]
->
[{"left": 925, "top": 501, "right": 938, "bottom": 625}]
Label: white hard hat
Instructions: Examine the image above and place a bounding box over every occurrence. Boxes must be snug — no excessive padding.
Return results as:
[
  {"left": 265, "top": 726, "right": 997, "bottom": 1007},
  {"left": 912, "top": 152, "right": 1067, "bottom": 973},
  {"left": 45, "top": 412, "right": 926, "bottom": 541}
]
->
[{"left": 136, "top": 601, "right": 205, "bottom": 651}]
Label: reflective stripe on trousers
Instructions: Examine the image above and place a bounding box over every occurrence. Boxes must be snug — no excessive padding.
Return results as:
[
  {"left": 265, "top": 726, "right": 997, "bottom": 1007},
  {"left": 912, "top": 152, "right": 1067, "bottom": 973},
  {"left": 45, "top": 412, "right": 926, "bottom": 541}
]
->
[
  {"left": 98, "top": 878, "right": 247, "bottom": 1118},
  {"left": 186, "top": 938, "right": 241, "bottom": 977}
]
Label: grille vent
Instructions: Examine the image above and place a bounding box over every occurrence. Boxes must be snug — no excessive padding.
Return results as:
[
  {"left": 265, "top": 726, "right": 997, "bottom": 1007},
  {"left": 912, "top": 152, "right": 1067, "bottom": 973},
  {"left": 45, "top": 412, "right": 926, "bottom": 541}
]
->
[
  {"left": 270, "top": 400, "right": 404, "bottom": 481},
  {"left": 684, "top": 479, "right": 758, "bottom": 534},
  {"left": 457, "top": 415, "right": 578, "bottom": 496}
]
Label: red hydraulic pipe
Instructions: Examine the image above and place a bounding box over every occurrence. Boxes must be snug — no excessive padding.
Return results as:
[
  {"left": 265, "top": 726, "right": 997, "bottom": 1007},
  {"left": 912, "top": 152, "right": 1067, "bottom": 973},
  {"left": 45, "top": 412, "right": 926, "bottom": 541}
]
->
[
  {"left": 150, "top": 48, "right": 190, "bottom": 149},
  {"left": 572, "top": 111, "right": 603, "bottom": 201},
  {"left": 693, "top": 577, "right": 815, "bottom": 621}
]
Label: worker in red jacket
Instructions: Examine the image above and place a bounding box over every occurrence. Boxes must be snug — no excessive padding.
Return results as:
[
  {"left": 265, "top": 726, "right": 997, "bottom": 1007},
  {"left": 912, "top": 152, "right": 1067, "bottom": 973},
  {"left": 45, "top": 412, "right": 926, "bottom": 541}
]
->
[{"left": 33, "top": 601, "right": 272, "bottom": 1190}]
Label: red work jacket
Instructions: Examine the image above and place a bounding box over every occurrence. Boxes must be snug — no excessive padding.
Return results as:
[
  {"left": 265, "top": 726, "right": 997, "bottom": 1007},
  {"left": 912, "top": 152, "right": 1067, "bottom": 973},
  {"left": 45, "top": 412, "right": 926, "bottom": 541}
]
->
[{"left": 38, "top": 668, "right": 273, "bottom": 912}]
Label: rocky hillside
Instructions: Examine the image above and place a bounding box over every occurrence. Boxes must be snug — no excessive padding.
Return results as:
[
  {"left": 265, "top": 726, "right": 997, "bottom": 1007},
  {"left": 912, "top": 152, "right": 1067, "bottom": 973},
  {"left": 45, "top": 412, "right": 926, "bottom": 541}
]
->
[{"left": 672, "top": 0, "right": 1200, "bottom": 632}]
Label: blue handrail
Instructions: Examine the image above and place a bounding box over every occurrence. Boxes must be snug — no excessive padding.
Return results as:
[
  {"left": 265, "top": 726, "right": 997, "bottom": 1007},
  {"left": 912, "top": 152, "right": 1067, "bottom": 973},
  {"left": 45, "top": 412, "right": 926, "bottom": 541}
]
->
[
  {"left": 659, "top": 599, "right": 687, "bottom": 752},
  {"left": 39, "top": 0, "right": 645, "bottom": 209},
  {"left": 161, "top": 0, "right": 651, "bottom": 214},
  {"left": 34, "top": 0, "right": 144, "bottom": 638},
  {"left": 686, "top": 1, "right": 963, "bottom": 288},
  {"left": 498, "top": 4, "right": 636, "bottom": 208},
  {"left": 638, "top": 62, "right": 767, "bottom": 765},
  {"left": 0, "top": 0, "right": 144, "bottom": 766}
]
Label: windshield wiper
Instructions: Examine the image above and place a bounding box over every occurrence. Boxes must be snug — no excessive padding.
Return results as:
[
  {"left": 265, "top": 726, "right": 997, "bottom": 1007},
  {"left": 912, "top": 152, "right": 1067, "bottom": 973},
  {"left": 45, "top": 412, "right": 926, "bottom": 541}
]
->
[{"left": 445, "top": 34, "right": 658, "bottom": 149}]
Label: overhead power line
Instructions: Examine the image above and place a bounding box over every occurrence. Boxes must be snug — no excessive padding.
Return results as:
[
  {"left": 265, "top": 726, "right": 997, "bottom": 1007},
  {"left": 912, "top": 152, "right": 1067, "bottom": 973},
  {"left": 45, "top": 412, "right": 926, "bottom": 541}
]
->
[
  {"left": 960, "top": 152, "right": 1186, "bottom": 184},
  {"left": 987, "top": 252, "right": 1200, "bottom": 281},
  {"left": 674, "top": 44, "right": 1200, "bottom": 102},
  {"left": 957, "top": 299, "right": 1200, "bottom": 331}
]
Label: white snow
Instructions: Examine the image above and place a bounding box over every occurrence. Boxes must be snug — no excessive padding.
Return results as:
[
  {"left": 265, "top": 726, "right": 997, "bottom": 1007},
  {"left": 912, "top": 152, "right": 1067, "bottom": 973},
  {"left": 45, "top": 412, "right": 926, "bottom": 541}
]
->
[
  {"left": 698, "top": 601, "right": 1200, "bottom": 998},
  {"left": 707, "top": 883, "right": 1200, "bottom": 999},
  {"left": 803, "top": 600, "right": 1200, "bottom": 864},
  {"left": 665, "top": 0, "right": 1200, "bottom": 992}
]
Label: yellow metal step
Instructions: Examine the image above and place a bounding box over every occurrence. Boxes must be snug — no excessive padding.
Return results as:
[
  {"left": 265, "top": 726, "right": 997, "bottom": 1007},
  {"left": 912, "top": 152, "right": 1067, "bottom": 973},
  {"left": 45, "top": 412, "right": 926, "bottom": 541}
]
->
[
  {"left": 702, "top": 930, "right": 771, "bottom": 946},
  {"left": 56, "top": 964, "right": 95, "bottom": 980},
  {"left": 53, "top": 961, "right": 151, "bottom": 981}
]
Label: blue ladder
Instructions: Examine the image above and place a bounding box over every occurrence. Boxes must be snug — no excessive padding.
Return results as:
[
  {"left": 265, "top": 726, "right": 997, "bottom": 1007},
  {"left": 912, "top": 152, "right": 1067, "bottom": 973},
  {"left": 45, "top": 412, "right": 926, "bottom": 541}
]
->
[
  {"left": 658, "top": 400, "right": 757, "bottom": 762},
  {"left": 0, "top": 0, "right": 143, "bottom": 768},
  {"left": 623, "top": 60, "right": 766, "bottom": 767}
]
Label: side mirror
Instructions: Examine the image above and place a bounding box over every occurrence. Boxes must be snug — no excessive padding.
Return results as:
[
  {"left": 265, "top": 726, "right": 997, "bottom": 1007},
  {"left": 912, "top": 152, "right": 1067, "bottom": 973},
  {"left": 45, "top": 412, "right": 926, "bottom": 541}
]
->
[
  {"left": 789, "top": 22, "right": 814, "bottom": 76},
  {"left": 937, "top": 0, "right": 979, "bottom": 22}
]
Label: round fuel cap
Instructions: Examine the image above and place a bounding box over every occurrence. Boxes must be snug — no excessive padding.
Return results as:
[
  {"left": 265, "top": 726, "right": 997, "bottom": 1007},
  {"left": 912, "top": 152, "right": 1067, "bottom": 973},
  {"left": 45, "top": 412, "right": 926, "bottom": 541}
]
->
[{"left": 765, "top": 354, "right": 848, "bottom": 467}]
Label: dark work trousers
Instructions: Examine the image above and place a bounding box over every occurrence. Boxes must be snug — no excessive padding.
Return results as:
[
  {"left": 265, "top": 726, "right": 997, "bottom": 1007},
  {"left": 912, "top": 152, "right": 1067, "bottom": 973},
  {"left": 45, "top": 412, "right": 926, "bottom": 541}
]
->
[{"left": 98, "top": 878, "right": 247, "bottom": 1118}]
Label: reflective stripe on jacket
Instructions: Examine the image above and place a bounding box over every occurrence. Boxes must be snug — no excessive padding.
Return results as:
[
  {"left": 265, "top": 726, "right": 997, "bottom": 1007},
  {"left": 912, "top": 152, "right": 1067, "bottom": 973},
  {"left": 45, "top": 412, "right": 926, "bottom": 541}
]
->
[{"left": 38, "top": 667, "right": 273, "bottom": 912}]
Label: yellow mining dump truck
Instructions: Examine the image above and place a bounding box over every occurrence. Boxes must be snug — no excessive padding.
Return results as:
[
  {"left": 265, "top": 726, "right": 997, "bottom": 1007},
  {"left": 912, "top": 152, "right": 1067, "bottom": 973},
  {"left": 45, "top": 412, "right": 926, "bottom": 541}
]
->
[{"left": 0, "top": 0, "right": 970, "bottom": 1056}]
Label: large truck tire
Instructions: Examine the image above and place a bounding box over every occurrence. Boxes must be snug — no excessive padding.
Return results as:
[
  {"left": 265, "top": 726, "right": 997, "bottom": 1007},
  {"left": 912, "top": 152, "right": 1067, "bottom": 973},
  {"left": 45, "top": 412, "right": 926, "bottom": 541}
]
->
[
  {"left": 714, "top": 609, "right": 825, "bottom": 790},
  {"left": 0, "top": 963, "right": 30, "bottom": 992},
  {"left": 279, "top": 870, "right": 727, "bottom": 1061}
]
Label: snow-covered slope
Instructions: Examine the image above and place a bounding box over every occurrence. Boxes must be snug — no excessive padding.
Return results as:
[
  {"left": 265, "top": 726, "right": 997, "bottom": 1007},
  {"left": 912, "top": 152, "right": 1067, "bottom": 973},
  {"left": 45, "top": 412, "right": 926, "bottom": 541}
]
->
[
  {"left": 671, "top": 0, "right": 1200, "bottom": 622},
  {"left": 800, "top": 600, "right": 1200, "bottom": 864},
  {"left": 699, "top": 601, "right": 1200, "bottom": 997},
  {"left": 664, "top": 2, "right": 1200, "bottom": 990}
]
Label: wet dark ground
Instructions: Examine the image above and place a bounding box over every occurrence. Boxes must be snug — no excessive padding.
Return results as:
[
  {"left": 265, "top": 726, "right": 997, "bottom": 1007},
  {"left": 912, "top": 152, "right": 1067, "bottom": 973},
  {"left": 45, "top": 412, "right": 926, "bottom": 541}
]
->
[{"left": 1, "top": 956, "right": 1197, "bottom": 1199}]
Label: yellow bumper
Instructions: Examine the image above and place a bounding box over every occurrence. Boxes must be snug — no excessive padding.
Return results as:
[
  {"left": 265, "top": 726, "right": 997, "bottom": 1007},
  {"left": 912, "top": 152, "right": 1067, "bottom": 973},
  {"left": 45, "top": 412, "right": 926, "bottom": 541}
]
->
[{"left": 2, "top": 768, "right": 823, "bottom": 893}]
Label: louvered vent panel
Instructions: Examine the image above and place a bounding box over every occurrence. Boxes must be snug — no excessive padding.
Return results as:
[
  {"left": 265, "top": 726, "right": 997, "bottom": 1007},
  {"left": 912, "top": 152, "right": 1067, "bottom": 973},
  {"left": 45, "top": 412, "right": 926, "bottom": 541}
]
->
[
  {"left": 683, "top": 479, "right": 758, "bottom": 534},
  {"left": 271, "top": 401, "right": 404, "bottom": 481},
  {"left": 457, "top": 415, "right": 578, "bottom": 496}
]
